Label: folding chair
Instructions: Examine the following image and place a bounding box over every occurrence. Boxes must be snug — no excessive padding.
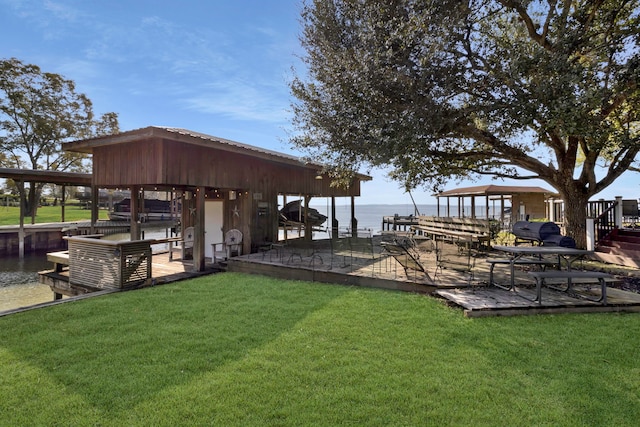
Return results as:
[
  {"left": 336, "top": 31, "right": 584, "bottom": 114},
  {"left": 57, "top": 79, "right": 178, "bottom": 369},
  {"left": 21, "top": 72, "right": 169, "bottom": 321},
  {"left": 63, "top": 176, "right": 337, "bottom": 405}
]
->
[
  {"left": 434, "top": 235, "right": 475, "bottom": 287},
  {"left": 380, "top": 242, "right": 434, "bottom": 284}
]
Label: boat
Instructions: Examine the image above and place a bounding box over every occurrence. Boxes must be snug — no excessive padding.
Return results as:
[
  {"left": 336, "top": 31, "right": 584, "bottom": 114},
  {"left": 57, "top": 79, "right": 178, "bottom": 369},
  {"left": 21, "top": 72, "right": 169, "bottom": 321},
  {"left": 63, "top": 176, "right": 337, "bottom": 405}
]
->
[
  {"left": 279, "top": 200, "right": 327, "bottom": 228},
  {"left": 108, "top": 198, "right": 178, "bottom": 221}
]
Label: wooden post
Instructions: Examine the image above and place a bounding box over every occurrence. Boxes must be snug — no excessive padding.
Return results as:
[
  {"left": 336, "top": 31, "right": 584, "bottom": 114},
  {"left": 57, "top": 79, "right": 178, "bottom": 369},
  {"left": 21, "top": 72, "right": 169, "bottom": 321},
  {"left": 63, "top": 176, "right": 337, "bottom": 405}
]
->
[
  {"left": 304, "top": 195, "right": 312, "bottom": 241},
  {"left": 130, "top": 185, "right": 140, "bottom": 240},
  {"left": 471, "top": 196, "right": 476, "bottom": 219},
  {"left": 485, "top": 195, "right": 489, "bottom": 220},
  {"left": 282, "top": 194, "right": 288, "bottom": 241},
  {"left": 18, "top": 180, "right": 25, "bottom": 259},
  {"left": 90, "top": 185, "right": 98, "bottom": 234},
  {"left": 61, "top": 185, "right": 66, "bottom": 222},
  {"left": 615, "top": 196, "right": 623, "bottom": 228},
  {"left": 331, "top": 196, "right": 338, "bottom": 239},
  {"left": 193, "top": 186, "right": 206, "bottom": 271},
  {"left": 350, "top": 196, "right": 357, "bottom": 237}
]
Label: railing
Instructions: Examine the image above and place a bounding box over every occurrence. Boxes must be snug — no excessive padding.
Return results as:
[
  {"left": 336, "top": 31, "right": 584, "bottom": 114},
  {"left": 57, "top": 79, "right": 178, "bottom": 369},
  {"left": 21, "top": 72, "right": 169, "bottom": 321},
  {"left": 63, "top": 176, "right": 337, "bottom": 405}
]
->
[
  {"left": 587, "top": 199, "right": 617, "bottom": 243},
  {"left": 65, "top": 236, "right": 153, "bottom": 289}
]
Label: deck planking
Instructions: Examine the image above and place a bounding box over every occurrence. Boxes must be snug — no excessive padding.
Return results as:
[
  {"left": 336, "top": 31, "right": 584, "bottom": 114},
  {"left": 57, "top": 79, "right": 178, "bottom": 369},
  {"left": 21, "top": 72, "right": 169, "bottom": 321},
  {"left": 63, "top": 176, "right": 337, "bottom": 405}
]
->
[
  {"left": 435, "top": 285, "right": 640, "bottom": 317},
  {"left": 227, "top": 237, "right": 640, "bottom": 317},
  {"left": 28, "top": 236, "right": 640, "bottom": 318}
]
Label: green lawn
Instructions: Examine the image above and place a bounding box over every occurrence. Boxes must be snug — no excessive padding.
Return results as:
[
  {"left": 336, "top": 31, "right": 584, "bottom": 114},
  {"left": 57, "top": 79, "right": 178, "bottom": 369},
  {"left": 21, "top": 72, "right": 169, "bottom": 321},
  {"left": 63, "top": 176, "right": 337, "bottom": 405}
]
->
[
  {"left": 1, "top": 273, "right": 638, "bottom": 426},
  {"left": 0, "top": 203, "right": 109, "bottom": 225}
]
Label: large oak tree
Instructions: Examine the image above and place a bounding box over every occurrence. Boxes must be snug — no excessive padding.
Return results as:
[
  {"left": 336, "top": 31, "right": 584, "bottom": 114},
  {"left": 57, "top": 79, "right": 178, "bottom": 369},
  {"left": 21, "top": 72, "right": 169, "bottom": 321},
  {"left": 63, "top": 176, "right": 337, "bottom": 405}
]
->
[
  {"left": 290, "top": 0, "right": 640, "bottom": 246},
  {"left": 0, "top": 58, "right": 119, "bottom": 220}
]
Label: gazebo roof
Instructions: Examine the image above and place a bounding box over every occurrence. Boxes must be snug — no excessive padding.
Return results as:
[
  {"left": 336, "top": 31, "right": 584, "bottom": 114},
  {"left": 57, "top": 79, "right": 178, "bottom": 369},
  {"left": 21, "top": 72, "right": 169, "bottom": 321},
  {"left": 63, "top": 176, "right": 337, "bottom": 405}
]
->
[{"left": 436, "top": 184, "right": 558, "bottom": 198}]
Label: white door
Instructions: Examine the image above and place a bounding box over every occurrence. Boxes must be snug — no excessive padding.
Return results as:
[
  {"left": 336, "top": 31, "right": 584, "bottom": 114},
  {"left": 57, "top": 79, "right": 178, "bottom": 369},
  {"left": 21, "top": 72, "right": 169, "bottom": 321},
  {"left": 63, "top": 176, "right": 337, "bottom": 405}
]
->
[{"left": 205, "top": 201, "right": 224, "bottom": 258}]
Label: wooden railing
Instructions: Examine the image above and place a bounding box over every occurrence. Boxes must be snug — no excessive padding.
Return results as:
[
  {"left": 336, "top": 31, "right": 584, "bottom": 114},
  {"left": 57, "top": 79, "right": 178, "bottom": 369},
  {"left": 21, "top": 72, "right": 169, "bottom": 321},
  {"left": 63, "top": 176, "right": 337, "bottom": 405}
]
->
[
  {"left": 587, "top": 199, "right": 617, "bottom": 244},
  {"left": 65, "top": 236, "right": 153, "bottom": 289}
]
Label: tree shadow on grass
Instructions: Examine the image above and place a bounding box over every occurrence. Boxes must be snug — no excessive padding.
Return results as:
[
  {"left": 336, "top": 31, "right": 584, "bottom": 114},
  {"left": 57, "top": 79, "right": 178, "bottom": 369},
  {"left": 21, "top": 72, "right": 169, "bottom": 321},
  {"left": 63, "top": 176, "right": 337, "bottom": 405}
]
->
[{"left": 0, "top": 273, "right": 346, "bottom": 416}]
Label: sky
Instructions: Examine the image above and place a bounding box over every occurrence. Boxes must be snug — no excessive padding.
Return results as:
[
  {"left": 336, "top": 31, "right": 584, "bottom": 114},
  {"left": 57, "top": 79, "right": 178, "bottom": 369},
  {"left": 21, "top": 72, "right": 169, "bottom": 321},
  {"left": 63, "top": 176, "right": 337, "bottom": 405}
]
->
[{"left": 1, "top": 0, "right": 638, "bottom": 206}]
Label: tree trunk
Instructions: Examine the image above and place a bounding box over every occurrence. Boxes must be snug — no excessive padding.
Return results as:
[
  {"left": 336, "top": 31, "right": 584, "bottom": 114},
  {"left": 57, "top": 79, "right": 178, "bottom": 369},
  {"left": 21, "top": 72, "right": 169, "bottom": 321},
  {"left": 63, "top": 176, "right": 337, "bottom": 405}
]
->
[
  {"left": 560, "top": 191, "right": 590, "bottom": 249},
  {"left": 18, "top": 182, "right": 42, "bottom": 223}
]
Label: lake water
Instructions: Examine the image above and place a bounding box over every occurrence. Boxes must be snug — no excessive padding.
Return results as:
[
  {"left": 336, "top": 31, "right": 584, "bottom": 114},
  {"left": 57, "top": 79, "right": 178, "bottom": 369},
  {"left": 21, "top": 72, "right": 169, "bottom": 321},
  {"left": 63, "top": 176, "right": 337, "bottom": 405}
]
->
[
  {"left": 0, "top": 254, "right": 54, "bottom": 312},
  {"left": 308, "top": 203, "right": 506, "bottom": 236}
]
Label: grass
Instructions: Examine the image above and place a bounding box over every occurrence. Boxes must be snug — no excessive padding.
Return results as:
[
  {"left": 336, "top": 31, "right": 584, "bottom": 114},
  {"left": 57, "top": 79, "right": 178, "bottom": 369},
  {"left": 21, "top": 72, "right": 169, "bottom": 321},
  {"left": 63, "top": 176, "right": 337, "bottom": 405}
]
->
[
  {"left": 0, "top": 203, "right": 109, "bottom": 225},
  {"left": 1, "top": 272, "right": 639, "bottom": 426}
]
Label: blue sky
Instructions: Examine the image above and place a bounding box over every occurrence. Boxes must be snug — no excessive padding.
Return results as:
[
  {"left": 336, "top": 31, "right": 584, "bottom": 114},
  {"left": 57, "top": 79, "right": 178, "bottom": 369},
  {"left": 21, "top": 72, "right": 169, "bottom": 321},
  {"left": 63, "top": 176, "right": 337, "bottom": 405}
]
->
[{"left": 1, "top": 0, "right": 637, "bottom": 205}]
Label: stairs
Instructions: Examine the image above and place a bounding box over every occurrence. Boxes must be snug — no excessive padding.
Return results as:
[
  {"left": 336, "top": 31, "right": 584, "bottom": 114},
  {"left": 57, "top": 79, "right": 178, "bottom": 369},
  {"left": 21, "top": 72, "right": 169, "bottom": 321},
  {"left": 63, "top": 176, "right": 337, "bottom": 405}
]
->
[{"left": 594, "top": 228, "right": 640, "bottom": 268}]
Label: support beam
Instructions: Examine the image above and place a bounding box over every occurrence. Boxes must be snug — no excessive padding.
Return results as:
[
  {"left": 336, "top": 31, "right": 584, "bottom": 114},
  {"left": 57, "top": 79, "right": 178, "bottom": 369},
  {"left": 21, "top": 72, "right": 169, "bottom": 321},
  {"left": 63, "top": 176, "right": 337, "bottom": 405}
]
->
[
  {"left": 18, "top": 180, "right": 25, "bottom": 259},
  {"left": 91, "top": 185, "right": 98, "bottom": 234},
  {"left": 331, "top": 196, "right": 338, "bottom": 239},
  {"left": 193, "top": 186, "right": 206, "bottom": 271},
  {"left": 304, "top": 195, "right": 312, "bottom": 241},
  {"left": 61, "top": 185, "right": 66, "bottom": 222},
  {"left": 350, "top": 196, "right": 357, "bottom": 237},
  {"left": 130, "top": 185, "right": 141, "bottom": 240}
]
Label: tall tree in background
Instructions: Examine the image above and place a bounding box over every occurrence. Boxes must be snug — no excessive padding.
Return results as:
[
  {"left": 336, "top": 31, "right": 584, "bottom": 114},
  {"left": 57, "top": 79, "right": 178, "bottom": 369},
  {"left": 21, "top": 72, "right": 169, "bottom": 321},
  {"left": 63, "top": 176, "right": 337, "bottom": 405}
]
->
[
  {"left": 0, "top": 57, "right": 119, "bottom": 220},
  {"left": 290, "top": 0, "right": 640, "bottom": 246}
]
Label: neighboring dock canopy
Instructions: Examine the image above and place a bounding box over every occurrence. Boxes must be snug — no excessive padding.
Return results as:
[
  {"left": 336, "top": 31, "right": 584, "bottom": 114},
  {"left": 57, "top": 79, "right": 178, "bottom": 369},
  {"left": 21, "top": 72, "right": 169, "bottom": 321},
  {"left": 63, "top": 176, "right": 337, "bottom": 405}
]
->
[
  {"left": 63, "top": 126, "right": 371, "bottom": 271},
  {"left": 435, "top": 184, "right": 558, "bottom": 221}
]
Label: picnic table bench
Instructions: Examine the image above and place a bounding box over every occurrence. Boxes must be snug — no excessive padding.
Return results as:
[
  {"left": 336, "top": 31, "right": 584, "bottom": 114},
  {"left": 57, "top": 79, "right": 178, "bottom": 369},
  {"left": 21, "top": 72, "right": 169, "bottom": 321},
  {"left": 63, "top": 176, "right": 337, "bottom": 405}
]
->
[
  {"left": 492, "top": 245, "right": 616, "bottom": 305},
  {"left": 486, "top": 257, "right": 559, "bottom": 289},
  {"left": 527, "top": 270, "right": 617, "bottom": 305}
]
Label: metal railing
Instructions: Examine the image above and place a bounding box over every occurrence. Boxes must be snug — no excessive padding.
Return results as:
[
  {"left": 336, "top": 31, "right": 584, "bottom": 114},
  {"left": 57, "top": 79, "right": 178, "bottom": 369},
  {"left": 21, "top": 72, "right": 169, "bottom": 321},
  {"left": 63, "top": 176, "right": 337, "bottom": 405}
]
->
[{"left": 587, "top": 199, "right": 617, "bottom": 244}]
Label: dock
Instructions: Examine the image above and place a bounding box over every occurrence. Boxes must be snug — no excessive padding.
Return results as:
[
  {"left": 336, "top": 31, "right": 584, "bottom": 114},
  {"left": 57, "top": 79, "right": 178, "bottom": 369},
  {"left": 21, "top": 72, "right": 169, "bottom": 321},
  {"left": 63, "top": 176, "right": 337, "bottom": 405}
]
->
[
  {"left": 0, "top": 219, "right": 177, "bottom": 256},
  {"left": 381, "top": 215, "right": 419, "bottom": 232}
]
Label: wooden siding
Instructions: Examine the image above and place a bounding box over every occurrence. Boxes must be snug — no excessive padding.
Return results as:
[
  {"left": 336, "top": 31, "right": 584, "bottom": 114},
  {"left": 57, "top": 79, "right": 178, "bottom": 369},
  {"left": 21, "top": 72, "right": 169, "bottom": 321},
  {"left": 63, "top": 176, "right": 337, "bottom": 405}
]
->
[
  {"left": 92, "top": 137, "right": 361, "bottom": 197},
  {"left": 93, "top": 138, "right": 164, "bottom": 186}
]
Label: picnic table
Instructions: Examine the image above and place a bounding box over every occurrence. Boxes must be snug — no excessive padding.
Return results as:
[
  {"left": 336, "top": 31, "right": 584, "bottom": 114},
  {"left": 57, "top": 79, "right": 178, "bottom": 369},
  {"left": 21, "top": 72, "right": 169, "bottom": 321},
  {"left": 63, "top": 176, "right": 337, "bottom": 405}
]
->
[{"left": 491, "top": 245, "right": 613, "bottom": 304}]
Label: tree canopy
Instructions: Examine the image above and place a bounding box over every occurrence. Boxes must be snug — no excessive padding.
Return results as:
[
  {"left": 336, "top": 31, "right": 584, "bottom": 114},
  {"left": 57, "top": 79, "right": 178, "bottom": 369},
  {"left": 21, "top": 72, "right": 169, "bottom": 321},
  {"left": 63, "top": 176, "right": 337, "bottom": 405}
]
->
[
  {"left": 0, "top": 57, "right": 119, "bottom": 172},
  {"left": 290, "top": 0, "right": 640, "bottom": 244},
  {"left": 0, "top": 57, "right": 119, "bottom": 217}
]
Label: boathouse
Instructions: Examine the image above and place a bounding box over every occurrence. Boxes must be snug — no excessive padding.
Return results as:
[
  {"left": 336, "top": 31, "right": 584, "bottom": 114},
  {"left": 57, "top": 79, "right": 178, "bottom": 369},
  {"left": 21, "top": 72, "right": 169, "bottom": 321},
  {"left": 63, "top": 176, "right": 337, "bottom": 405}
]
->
[
  {"left": 435, "top": 185, "right": 559, "bottom": 223},
  {"left": 63, "top": 126, "right": 371, "bottom": 271}
]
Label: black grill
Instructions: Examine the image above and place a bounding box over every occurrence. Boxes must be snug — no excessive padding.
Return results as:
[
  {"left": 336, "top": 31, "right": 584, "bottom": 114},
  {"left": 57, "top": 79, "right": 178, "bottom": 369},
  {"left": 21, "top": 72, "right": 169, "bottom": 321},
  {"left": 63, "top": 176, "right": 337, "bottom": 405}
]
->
[
  {"left": 511, "top": 221, "right": 576, "bottom": 247},
  {"left": 512, "top": 221, "right": 561, "bottom": 243}
]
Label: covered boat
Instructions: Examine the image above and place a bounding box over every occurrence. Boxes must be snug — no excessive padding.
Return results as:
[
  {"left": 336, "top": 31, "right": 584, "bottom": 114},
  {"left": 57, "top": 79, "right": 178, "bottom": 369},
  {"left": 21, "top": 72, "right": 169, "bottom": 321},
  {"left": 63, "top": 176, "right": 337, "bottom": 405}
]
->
[
  {"left": 279, "top": 200, "right": 327, "bottom": 228},
  {"left": 109, "top": 198, "right": 177, "bottom": 221}
]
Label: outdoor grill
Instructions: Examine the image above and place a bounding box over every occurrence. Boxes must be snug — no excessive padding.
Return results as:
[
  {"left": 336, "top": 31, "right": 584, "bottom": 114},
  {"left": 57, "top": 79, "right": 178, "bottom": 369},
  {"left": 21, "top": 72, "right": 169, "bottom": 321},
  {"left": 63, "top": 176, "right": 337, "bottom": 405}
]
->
[
  {"left": 541, "top": 234, "right": 576, "bottom": 248},
  {"left": 511, "top": 221, "right": 576, "bottom": 248},
  {"left": 512, "top": 221, "right": 561, "bottom": 244}
]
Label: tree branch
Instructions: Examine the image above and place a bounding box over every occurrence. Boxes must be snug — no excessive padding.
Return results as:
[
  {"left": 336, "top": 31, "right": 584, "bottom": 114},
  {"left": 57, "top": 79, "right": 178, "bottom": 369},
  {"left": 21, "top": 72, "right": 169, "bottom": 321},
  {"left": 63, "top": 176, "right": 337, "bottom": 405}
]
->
[{"left": 498, "top": 0, "right": 554, "bottom": 50}]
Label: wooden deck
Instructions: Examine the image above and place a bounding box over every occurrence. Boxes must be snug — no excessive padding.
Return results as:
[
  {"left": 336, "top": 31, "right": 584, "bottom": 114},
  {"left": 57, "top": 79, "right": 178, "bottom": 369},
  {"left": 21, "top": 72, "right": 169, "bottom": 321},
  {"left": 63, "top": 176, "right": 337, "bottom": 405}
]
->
[
  {"left": 38, "top": 251, "right": 219, "bottom": 300},
  {"left": 226, "top": 236, "right": 640, "bottom": 317},
  {"left": 28, "top": 235, "right": 640, "bottom": 318},
  {"left": 436, "top": 286, "right": 640, "bottom": 317}
]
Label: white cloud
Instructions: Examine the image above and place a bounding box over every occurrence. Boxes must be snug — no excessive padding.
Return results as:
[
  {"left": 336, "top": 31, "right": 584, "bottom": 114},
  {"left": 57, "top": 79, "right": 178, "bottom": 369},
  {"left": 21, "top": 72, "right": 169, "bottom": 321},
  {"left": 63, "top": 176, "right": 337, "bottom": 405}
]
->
[{"left": 182, "top": 81, "right": 289, "bottom": 123}]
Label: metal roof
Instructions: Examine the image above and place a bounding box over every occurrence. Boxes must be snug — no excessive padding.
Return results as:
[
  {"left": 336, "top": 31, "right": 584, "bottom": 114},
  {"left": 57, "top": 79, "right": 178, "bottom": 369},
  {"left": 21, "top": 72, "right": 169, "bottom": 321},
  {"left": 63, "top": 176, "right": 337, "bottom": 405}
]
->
[
  {"left": 0, "top": 168, "right": 92, "bottom": 186},
  {"left": 436, "top": 184, "right": 558, "bottom": 198}
]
